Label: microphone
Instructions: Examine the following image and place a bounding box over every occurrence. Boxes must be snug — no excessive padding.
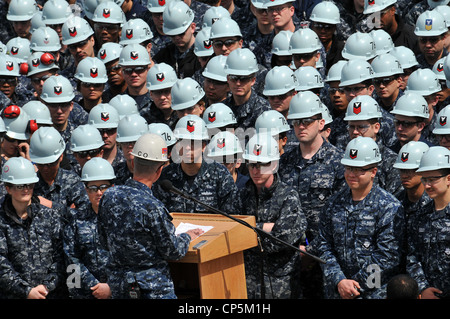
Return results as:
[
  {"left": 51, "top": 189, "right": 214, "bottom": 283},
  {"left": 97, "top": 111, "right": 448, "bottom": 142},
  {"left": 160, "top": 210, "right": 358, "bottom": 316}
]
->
[{"left": 159, "top": 179, "right": 326, "bottom": 264}]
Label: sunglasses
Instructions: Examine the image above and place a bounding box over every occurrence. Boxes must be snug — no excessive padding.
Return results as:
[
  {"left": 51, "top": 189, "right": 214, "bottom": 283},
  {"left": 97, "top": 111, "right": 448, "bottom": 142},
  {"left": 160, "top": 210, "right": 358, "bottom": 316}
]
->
[
  {"left": 293, "top": 52, "right": 316, "bottom": 61},
  {"left": 75, "top": 148, "right": 102, "bottom": 158},
  {"left": 292, "top": 117, "right": 320, "bottom": 127},
  {"left": 98, "top": 128, "right": 117, "bottom": 135},
  {"left": 80, "top": 82, "right": 104, "bottom": 89},
  {"left": 86, "top": 184, "right": 111, "bottom": 193},
  {"left": 31, "top": 74, "right": 53, "bottom": 85},
  {"left": 373, "top": 77, "right": 396, "bottom": 86},
  {"left": 123, "top": 66, "right": 147, "bottom": 75},
  {"left": 227, "top": 74, "right": 254, "bottom": 83},
  {"left": 345, "top": 166, "right": 375, "bottom": 174},
  {"left": 68, "top": 39, "right": 89, "bottom": 51},
  {"left": 212, "top": 39, "right": 239, "bottom": 48}
]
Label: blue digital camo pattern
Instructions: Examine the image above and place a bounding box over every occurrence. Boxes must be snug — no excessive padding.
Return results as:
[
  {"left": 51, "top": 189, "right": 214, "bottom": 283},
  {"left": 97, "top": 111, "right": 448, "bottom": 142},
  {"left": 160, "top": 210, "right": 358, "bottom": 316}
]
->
[
  {"left": 153, "top": 160, "right": 241, "bottom": 215},
  {"left": 279, "top": 138, "right": 346, "bottom": 244},
  {"left": 223, "top": 88, "right": 271, "bottom": 132},
  {"left": 240, "top": 174, "right": 307, "bottom": 299},
  {"left": 63, "top": 206, "right": 109, "bottom": 299},
  {"left": 0, "top": 195, "right": 66, "bottom": 299},
  {"left": 317, "top": 185, "right": 405, "bottom": 299},
  {"left": 34, "top": 168, "right": 90, "bottom": 220},
  {"left": 98, "top": 178, "right": 191, "bottom": 299},
  {"left": 407, "top": 200, "right": 450, "bottom": 297}
]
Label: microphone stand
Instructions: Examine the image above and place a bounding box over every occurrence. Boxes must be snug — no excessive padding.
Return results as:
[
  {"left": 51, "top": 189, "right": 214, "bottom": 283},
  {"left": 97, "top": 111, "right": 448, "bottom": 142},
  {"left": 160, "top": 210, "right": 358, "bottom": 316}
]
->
[{"left": 161, "top": 180, "right": 326, "bottom": 265}]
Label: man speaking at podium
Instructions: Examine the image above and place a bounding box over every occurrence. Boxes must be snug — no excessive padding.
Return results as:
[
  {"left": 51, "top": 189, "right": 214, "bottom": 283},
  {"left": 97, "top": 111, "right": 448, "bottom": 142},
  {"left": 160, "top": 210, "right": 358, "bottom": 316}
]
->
[{"left": 98, "top": 133, "right": 203, "bottom": 299}]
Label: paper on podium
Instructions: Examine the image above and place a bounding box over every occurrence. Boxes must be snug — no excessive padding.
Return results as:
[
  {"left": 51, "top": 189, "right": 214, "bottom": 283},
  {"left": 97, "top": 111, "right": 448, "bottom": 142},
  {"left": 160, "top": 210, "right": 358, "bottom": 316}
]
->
[{"left": 175, "top": 222, "right": 213, "bottom": 236}]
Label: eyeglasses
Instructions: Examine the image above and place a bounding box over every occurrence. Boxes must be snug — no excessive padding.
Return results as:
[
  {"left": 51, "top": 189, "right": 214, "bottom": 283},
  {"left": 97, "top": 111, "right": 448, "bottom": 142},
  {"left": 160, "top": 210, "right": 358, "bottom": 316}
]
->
[
  {"left": 86, "top": 184, "right": 111, "bottom": 193},
  {"left": 151, "top": 88, "right": 171, "bottom": 96},
  {"left": 421, "top": 174, "right": 448, "bottom": 185},
  {"left": 254, "top": 7, "right": 268, "bottom": 14},
  {"left": 393, "top": 119, "right": 419, "bottom": 128},
  {"left": 212, "top": 39, "right": 239, "bottom": 49},
  {"left": 373, "top": 77, "right": 396, "bottom": 86},
  {"left": 94, "top": 23, "right": 120, "bottom": 32},
  {"left": 267, "top": 91, "right": 293, "bottom": 101},
  {"left": 267, "top": 5, "right": 290, "bottom": 14},
  {"left": 343, "top": 86, "right": 368, "bottom": 94},
  {"left": 31, "top": 74, "right": 53, "bottom": 85},
  {"left": 80, "top": 82, "right": 104, "bottom": 89},
  {"left": 47, "top": 102, "right": 72, "bottom": 109},
  {"left": 247, "top": 162, "right": 271, "bottom": 170},
  {"left": 329, "top": 88, "right": 345, "bottom": 94},
  {"left": 311, "top": 22, "right": 334, "bottom": 29},
  {"left": 345, "top": 166, "right": 375, "bottom": 174},
  {"left": 293, "top": 52, "right": 316, "bottom": 61},
  {"left": 98, "top": 128, "right": 117, "bottom": 135},
  {"left": 123, "top": 66, "right": 147, "bottom": 75},
  {"left": 68, "top": 39, "right": 89, "bottom": 51},
  {"left": 11, "top": 184, "right": 35, "bottom": 190},
  {"left": 347, "top": 124, "right": 371, "bottom": 134},
  {"left": 418, "top": 36, "right": 442, "bottom": 44},
  {"left": 292, "top": 117, "right": 320, "bottom": 127},
  {"left": 227, "top": 74, "right": 254, "bottom": 83},
  {"left": 106, "top": 65, "right": 122, "bottom": 74},
  {"left": 0, "top": 77, "right": 17, "bottom": 86},
  {"left": 75, "top": 148, "right": 102, "bottom": 158}
]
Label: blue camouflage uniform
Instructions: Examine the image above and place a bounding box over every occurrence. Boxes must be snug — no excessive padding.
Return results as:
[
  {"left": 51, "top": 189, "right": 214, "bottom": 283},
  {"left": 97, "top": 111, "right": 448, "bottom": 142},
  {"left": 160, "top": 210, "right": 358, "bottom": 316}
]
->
[
  {"left": 98, "top": 178, "right": 191, "bottom": 299},
  {"left": 63, "top": 205, "right": 110, "bottom": 299},
  {"left": 153, "top": 160, "right": 241, "bottom": 215},
  {"left": 0, "top": 195, "right": 66, "bottom": 299},
  {"left": 334, "top": 107, "right": 398, "bottom": 151},
  {"left": 224, "top": 88, "right": 271, "bottom": 133},
  {"left": 279, "top": 138, "right": 346, "bottom": 244},
  {"left": 123, "top": 88, "right": 153, "bottom": 122},
  {"left": 407, "top": 200, "right": 450, "bottom": 298},
  {"left": 404, "top": 0, "right": 430, "bottom": 27},
  {"left": 317, "top": 184, "right": 405, "bottom": 299},
  {"left": 33, "top": 168, "right": 91, "bottom": 221},
  {"left": 240, "top": 174, "right": 307, "bottom": 299}
]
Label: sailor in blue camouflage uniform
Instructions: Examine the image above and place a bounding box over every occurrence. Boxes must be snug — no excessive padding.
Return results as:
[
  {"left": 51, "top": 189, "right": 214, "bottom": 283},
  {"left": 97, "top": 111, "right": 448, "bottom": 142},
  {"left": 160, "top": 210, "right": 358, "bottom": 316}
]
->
[
  {"left": 118, "top": 43, "right": 154, "bottom": 121},
  {"left": 98, "top": 133, "right": 203, "bottom": 299},
  {"left": 142, "top": 0, "right": 173, "bottom": 57},
  {"left": 407, "top": 146, "right": 450, "bottom": 299},
  {"left": 239, "top": 132, "right": 307, "bottom": 299},
  {"left": 0, "top": 157, "right": 66, "bottom": 299},
  {"left": 278, "top": 91, "right": 345, "bottom": 299},
  {"left": 153, "top": 115, "right": 241, "bottom": 215},
  {"left": 222, "top": 48, "right": 271, "bottom": 137},
  {"left": 338, "top": 59, "right": 398, "bottom": 150},
  {"left": 413, "top": 10, "right": 449, "bottom": 70},
  {"left": 279, "top": 91, "right": 345, "bottom": 245},
  {"left": 63, "top": 158, "right": 114, "bottom": 299},
  {"left": 339, "top": 95, "right": 403, "bottom": 197},
  {"left": 39, "top": 75, "right": 88, "bottom": 166},
  {"left": 317, "top": 136, "right": 405, "bottom": 299},
  {"left": 393, "top": 141, "right": 431, "bottom": 227},
  {"left": 29, "top": 127, "right": 90, "bottom": 221}
]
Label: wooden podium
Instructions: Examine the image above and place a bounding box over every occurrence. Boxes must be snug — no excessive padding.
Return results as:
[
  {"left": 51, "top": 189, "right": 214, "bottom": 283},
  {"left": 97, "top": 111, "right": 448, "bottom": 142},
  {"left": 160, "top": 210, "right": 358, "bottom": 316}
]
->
[{"left": 169, "top": 213, "right": 258, "bottom": 299}]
